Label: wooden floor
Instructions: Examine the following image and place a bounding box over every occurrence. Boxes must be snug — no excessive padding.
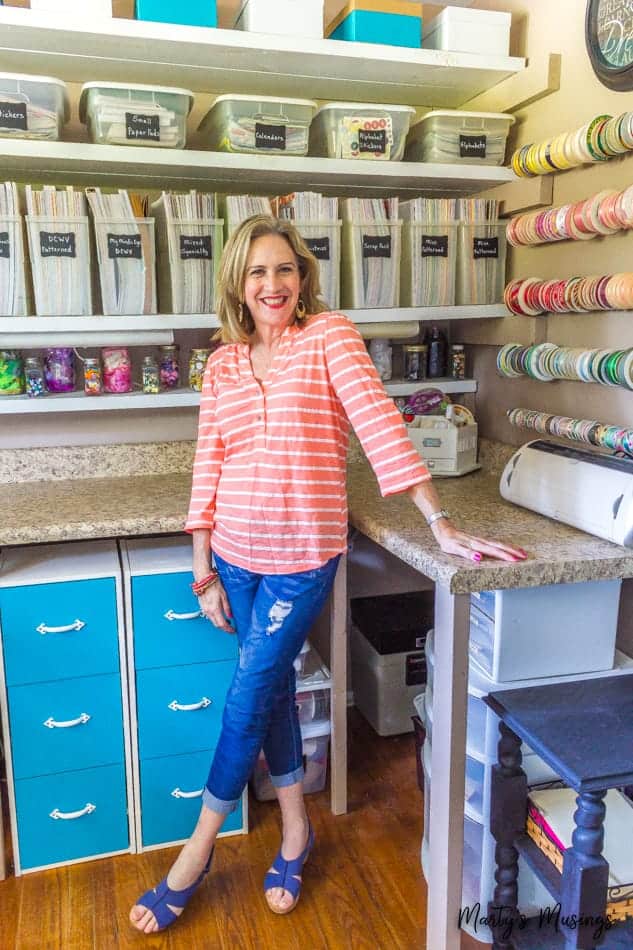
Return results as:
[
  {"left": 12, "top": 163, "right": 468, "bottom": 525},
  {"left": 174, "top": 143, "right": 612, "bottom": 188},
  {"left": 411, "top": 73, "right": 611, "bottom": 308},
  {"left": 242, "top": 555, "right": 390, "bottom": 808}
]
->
[{"left": 1, "top": 710, "right": 486, "bottom": 949}]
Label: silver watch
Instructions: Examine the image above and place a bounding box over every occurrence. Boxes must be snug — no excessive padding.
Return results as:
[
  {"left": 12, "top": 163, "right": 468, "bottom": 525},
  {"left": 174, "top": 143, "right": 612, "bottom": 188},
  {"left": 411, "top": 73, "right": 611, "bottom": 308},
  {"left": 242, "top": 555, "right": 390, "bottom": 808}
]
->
[{"left": 426, "top": 509, "right": 449, "bottom": 527}]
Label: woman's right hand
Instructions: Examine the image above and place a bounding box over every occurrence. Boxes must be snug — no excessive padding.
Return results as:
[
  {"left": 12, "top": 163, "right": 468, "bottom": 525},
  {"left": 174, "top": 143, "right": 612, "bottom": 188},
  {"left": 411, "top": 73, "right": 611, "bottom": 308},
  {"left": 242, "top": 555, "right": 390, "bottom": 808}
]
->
[{"left": 197, "top": 581, "right": 234, "bottom": 634}]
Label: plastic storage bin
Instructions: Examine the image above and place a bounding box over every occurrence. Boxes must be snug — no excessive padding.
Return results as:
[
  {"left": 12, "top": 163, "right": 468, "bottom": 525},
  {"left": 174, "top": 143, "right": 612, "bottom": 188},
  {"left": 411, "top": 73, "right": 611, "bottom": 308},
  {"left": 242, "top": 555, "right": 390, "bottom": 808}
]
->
[
  {"left": 135, "top": 0, "right": 217, "bottom": 27},
  {"left": 294, "top": 220, "right": 341, "bottom": 310},
  {"left": 235, "top": 0, "right": 324, "bottom": 38},
  {"left": 93, "top": 218, "right": 157, "bottom": 316},
  {"left": 250, "top": 720, "right": 331, "bottom": 800},
  {"left": 0, "top": 73, "right": 69, "bottom": 142},
  {"left": 309, "top": 102, "right": 415, "bottom": 161},
  {"left": 456, "top": 222, "right": 507, "bottom": 306},
  {"left": 295, "top": 688, "right": 330, "bottom": 729},
  {"left": 155, "top": 217, "right": 223, "bottom": 314},
  {"left": 31, "top": 0, "right": 112, "bottom": 13},
  {"left": 326, "top": 0, "right": 422, "bottom": 48},
  {"left": 79, "top": 82, "right": 193, "bottom": 148},
  {"left": 405, "top": 110, "right": 514, "bottom": 166},
  {"left": 401, "top": 222, "right": 458, "bottom": 307},
  {"left": 341, "top": 221, "right": 402, "bottom": 308},
  {"left": 0, "top": 217, "right": 29, "bottom": 317},
  {"left": 26, "top": 216, "right": 92, "bottom": 317},
  {"left": 407, "top": 420, "right": 478, "bottom": 476},
  {"left": 423, "top": 7, "right": 511, "bottom": 57},
  {"left": 199, "top": 95, "right": 317, "bottom": 155}
]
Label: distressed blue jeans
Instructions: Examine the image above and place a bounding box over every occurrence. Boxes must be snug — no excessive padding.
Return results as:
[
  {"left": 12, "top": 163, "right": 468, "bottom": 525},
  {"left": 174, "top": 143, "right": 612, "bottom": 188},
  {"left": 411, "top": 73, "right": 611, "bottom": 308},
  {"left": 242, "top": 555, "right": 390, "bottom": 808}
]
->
[{"left": 202, "top": 552, "right": 340, "bottom": 815}]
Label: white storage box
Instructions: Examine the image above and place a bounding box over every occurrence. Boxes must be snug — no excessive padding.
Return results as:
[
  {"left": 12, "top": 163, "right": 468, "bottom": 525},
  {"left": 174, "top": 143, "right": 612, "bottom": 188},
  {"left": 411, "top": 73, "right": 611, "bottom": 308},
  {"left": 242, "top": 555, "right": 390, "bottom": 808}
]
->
[
  {"left": 405, "top": 110, "right": 514, "bottom": 166},
  {"left": 400, "top": 220, "right": 458, "bottom": 307},
  {"left": 234, "top": 0, "right": 324, "bottom": 38},
  {"left": 79, "top": 82, "right": 193, "bottom": 148},
  {"left": 30, "top": 0, "right": 112, "bottom": 13},
  {"left": 250, "top": 720, "right": 330, "bottom": 800},
  {"left": 341, "top": 221, "right": 402, "bottom": 309},
  {"left": 0, "top": 73, "right": 69, "bottom": 142},
  {"left": 423, "top": 7, "right": 511, "bottom": 57},
  {"left": 456, "top": 221, "right": 507, "bottom": 306},
  {"left": 309, "top": 102, "right": 415, "bottom": 161},
  {"left": 351, "top": 623, "right": 426, "bottom": 736},
  {"left": 407, "top": 420, "right": 478, "bottom": 476},
  {"left": 199, "top": 95, "right": 317, "bottom": 155}
]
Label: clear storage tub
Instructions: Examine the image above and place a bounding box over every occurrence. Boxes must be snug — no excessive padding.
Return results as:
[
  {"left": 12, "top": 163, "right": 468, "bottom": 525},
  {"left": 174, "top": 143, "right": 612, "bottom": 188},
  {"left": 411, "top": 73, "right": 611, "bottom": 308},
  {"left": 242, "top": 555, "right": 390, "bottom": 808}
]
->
[
  {"left": 294, "top": 220, "right": 342, "bottom": 309},
  {"left": 401, "top": 221, "right": 458, "bottom": 307},
  {"left": 309, "top": 102, "right": 415, "bottom": 161},
  {"left": 199, "top": 94, "right": 317, "bottom": 155},
  {"left": 250, "top": 720, "right": 331, "bottom": 800},
  {"left": 79, "top": 82, "right": 193, "bottom": 148},
  {"left": 341, "top": 221, "right": 402, "bottom": 308},
  {"left": 405, "top": 110, "right": 514, "bottom": 166},
  {"left": 0, "top": 72, "right": 69, "bottom": 142},
  {"left": 155, "top": 217, "right": 224, "bottom": 315},
  {"left": 0, "top": 217, "right": 29, "bottom": 317},
  {"left": 26, "top": 216, "right": 93, "bottom": 316},
  {"left": 93, "top": 218, "right": 157, "bottom": 316},
  {"left": 456, "top": 222, "right": 507, "bottom": 306}
]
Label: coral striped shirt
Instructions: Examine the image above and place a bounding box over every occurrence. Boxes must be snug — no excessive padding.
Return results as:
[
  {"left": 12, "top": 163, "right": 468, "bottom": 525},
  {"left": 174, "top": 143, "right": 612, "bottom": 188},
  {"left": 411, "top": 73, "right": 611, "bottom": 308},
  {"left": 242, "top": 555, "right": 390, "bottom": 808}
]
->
[{"left": 185, "top": 311, "right": 430, "bottom": 572}]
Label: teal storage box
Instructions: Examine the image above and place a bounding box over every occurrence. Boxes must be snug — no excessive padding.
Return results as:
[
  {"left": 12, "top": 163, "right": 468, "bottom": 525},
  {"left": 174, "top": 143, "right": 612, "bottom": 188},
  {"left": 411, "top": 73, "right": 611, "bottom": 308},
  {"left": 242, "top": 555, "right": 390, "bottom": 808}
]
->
[
  {"left": 135, "top": 0, "right": 217, "bottom": 27},
  {"left": 326, "top": 0, "right": 422, "bottom": 48}
]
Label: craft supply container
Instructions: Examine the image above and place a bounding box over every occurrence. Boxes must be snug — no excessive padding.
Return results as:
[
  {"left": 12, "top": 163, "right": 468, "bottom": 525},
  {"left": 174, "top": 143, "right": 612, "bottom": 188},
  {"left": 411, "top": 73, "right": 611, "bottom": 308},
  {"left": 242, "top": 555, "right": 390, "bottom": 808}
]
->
[
  {"left": 0, "top": 72, "right": 69, "bottom": 142},
  {"left": 405, "top": 111, "right": 514, "bottom": 166},
  {"left": 79, "top": 82, "right": 193, "bottom": 148},
  {"left": 0, "top": 216, "right": 29, "bottom": 317},
  {"left": 341, "top": 221, "right": 402, "bottom": 309},
  {"left": 0, "top": 350, "right": 25, "bottom": 395},
  {"left": 423, "top": 7, "right": 511, "bottom": 57},
  {"left": 456, "top": 222, "right": 507, "bottom": 306},
  {"left": 44, "top": 347, "right": 75, "bottom": 393},
  {"left": 251, "top": 720, "right": 331, "bottom": 800},
  {"left": 198, "top": 95, "right": 317, "bottom": 156},
  {"left": 326, "top": 0, "right": 423, "bottom": 48},
  {"left": 234, "top": 0, "right": 323, "bottom": 38},
  {"left": 309, "top": 102, "right": 415, "bottom": 161},
  {"left": 294, "top": 220, "right": 342, "bottom": 309},
  {"left": 135, "top": 0, "right": 217, "bottom": 27},
  {"left": 155, "top": 218, "right": 223, "bottom": 314},
  {"left": 93, "top": 218, "right": 157, "bottom": 316},
  {"left": 401, "top": 222, "right": 458, "bottom": 306},
  {"left": 26, "top": 216, "right": 93, "bottom": 317}
]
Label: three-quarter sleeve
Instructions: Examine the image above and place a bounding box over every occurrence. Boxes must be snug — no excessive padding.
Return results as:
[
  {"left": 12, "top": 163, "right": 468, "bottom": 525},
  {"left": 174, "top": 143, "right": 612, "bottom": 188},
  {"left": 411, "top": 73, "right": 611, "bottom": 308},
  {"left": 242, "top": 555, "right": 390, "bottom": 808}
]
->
[
  {"left": 323, "top": 312, "right": 431, "bottom": 496},
  {"left": 184, "top": 355, "right": 226, "bottom": 532}
]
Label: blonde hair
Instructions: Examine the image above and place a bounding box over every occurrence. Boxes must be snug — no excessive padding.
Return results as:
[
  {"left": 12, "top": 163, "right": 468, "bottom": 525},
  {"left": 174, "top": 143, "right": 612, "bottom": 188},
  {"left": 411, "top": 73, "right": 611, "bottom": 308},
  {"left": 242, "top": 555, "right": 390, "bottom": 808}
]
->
[{"left": 215, "top": 214, "right": 328, "bottom": 343}]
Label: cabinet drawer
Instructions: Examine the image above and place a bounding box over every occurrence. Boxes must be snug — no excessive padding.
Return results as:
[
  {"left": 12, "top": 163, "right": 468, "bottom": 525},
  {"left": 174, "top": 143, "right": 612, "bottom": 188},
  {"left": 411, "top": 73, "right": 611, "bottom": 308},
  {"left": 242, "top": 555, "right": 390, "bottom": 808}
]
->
[
  {"left": 139, "top": 749, "right": 244, "bottom": 847},
  {"left": 0, "top": 578, "right": 120, "bottom": 686},
  {"left": 131, "top": 574, "right": 238, "bottom": 670},
  {"left": 8, "top": 674, "right": 125, "bottom": 779},
  {"left": 14, "top": 762, "right": 129, "bottom": 871},
  {"left": 136, "top": 660, "right": 235, "bottom": 759}
]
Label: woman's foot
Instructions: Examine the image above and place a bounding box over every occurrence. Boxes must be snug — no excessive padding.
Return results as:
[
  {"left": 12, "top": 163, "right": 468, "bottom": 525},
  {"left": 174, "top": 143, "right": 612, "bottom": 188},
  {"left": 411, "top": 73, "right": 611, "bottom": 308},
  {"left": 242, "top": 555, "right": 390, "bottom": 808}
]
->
[
  {"left": 129, "top": 840, "right": 213, "bottom": 933},
  {"left": 265, "top": 816, "right": 312, "bottom": 913}
]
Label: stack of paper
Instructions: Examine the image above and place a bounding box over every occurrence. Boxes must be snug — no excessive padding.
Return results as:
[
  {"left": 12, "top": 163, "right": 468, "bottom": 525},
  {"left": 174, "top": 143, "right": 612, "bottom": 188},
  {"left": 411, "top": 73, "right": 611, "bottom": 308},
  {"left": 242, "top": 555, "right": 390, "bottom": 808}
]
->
[
  {"left": 223, "top": 195, "right": 272, "bottom": 237},
  {"left": 273, "top": 192, "right": 341, "bottom": 309},
  {"left": 86, "top": 187, "right": 156, "bottom": 316},
  {"left": 341, "top": 198, "right": 401, "bottom": 309},
  {"left": 0, "top": 181, "right": 28, "bottom": 317},
  {"left": 151, "top": 191, "right": 220, "bottom": 315}
]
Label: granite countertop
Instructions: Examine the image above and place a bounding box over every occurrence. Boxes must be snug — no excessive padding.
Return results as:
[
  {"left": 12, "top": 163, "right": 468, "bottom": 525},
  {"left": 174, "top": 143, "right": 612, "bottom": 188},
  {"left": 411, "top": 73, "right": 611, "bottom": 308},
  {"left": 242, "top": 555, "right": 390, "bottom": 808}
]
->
[{"left": 2, "top": 441, "right": 633, "bottom": 593}]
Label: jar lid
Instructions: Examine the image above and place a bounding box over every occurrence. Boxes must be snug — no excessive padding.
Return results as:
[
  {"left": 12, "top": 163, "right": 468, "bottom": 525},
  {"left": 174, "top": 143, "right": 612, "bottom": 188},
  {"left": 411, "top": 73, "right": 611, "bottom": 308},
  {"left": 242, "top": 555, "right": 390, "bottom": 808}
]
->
[
  {"left": 404, "top": 344, "right": 428, "bottom": 351},
  {"left": 451, "top": 344, "right": 465, "bottom": 350}
]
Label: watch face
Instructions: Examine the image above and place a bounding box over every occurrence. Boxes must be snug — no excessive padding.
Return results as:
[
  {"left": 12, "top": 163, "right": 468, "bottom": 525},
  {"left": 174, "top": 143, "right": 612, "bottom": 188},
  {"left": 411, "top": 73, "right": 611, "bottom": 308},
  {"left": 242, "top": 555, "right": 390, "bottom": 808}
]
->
[{"left": 586, "top": 0, "right": 633, "bottom": 89}]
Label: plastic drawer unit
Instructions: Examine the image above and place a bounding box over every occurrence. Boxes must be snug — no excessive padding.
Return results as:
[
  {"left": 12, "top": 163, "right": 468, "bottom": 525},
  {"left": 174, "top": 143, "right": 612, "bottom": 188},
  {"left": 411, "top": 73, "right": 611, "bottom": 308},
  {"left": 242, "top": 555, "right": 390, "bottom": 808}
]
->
[
  {"left": 199, "top": 95, "right": 317, "bottom": 155},
  {"left": 309, "top": 102, "right": 415, "bottom": 161},
  {"left": 121, "top": 537, "right": 247, "bottom": 851},
  {"left": 0, "top": 72, "right": 69, "bottom": 142},
  {"left": 405, "top": 111, "right": 514, "bottom": 166},
  {"left": 79, "top": 82, "right": 194, "bottom": 148},
  {"left": 0, "top": 541, "right": 132, "bottom": 874},
  {"left": 326, "top": 0, "right": 422, "bottom": 48}
]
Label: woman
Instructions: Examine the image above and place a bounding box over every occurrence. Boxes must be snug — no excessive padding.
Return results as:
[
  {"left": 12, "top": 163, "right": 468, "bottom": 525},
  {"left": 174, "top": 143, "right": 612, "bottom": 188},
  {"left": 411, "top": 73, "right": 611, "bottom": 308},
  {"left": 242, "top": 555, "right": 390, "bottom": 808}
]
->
[{"left": 130, "top": 215, "right": 526, "bottom": 933}]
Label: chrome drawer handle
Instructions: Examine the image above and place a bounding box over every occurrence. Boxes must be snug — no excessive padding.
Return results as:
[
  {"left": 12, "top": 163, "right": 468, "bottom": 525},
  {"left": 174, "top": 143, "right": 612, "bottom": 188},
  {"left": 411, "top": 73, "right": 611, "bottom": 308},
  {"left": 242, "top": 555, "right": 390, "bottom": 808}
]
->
[
  {"left": 49, "top": 803, "right": 96, "bottom": 821},
  {"left": 168, "top": 697, "right": 212, "bottom": 712},
  {"left": 164, "top": 609, "right": 202, "bottom": 622},
  {"left": 37, "top": 619, "right": 86, "bottom": 636},
  {"left": 171, "top": 787, "right": 204, "bottom": 800},
  {"left": 43, "top": 712, "right": 91, "bottom": 730}
]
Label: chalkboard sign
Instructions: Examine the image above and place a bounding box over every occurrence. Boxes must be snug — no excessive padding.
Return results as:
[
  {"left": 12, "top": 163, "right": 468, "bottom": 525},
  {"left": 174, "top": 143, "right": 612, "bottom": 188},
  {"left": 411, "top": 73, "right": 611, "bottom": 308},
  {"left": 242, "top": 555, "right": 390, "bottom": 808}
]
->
[{"left": 586, "top": 0, "right": 633, "bottom": 90}]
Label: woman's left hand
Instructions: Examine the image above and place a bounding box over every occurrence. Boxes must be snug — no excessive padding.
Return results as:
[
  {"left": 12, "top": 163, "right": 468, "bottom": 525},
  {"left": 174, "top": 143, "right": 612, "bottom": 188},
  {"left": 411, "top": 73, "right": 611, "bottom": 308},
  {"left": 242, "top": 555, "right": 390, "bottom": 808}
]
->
[{"left": 431, "top": 518, "right": 527, "bottom": 563}]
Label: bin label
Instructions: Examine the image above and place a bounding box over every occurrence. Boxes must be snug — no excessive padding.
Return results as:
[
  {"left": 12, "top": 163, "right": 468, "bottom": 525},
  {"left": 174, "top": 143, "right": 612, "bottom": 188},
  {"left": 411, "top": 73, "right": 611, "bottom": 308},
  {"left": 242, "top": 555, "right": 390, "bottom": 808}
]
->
[
  {"left": 304, "top": 236, "right": 330, "bottom": 260},
  {"left": 0, "top": 101, "right": 27, "bottom": 130},
  {"left": 40, "top": 231, "right": 76, "bottom": 258},
  {"left": 358, "top": 128, "right": 386, "bottom": 154},
  {"left": 362, "top": 234, "right": 392, "bottom": 258},
  {"left": 108, "top": 233, "right": 142, "bottom": 259},
  {"left": 473, "top": 236, "right": 499, "bottom": 259},
  {"left": 421, "top": 234, "right": 448, "bottom": 257},
  {"left": 460, "top": 134, "right": 487, "bottom": 158},
  {"left": 405, "top": 652, "right": 426, "bottom": 687},
  {"left": 0, "top": 232, "right": 10, "bottom": 259},
  {"left": 125, "top": 112, "right": 160, "bottom": 141},
  {"left": 255, "top": 123, "right": 287, "bottom": 150},
  {"left": 180, "top": 234, "right": 212, "bottom": 260}
]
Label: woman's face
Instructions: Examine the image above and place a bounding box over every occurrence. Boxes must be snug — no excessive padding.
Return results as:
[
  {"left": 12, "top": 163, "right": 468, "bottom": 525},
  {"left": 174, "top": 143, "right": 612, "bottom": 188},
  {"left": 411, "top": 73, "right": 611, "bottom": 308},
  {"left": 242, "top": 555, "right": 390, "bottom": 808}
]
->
[{"left": 243, "top": 234, "right": 301, "bottom": 336}]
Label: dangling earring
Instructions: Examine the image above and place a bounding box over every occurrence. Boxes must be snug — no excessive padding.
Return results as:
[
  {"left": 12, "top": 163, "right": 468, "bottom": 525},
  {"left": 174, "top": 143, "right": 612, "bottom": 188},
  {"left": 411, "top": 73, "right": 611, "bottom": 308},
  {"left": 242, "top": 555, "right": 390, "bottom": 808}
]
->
[
  {"left": 238, "top": 302, "right": 244, "bottom": 324},
  {"left": 296, "top": 297, "right": 306, "bottom": 320}
]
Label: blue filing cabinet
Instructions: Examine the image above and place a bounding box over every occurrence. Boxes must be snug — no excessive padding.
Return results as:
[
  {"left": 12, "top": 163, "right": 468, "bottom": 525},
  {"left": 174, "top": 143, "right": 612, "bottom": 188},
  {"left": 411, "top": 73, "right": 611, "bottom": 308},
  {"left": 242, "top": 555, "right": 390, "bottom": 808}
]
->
[
  {"left": 0, "top": 541, "right": 132, "bottom": 874},
  {"left": 121, "top": 537, "right": 247, "bottom": 850}
]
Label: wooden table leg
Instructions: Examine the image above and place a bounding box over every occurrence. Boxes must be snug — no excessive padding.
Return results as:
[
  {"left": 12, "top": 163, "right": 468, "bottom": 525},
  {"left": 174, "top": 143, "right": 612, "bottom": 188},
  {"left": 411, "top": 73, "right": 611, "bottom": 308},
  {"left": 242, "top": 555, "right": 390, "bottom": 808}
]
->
[{"left": 427, "top": 585, "right": 470, "bottom": 950}]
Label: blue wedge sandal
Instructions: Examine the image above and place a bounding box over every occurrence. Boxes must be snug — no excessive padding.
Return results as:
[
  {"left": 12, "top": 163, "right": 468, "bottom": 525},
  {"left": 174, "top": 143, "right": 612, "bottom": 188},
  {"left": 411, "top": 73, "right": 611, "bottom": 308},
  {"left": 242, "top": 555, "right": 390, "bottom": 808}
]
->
[
  {"left": 134, "top": 849, "right": 214, "bottom": 932},
  {"left": 264, "top": 823, "right": 314, "bottom": 915}
]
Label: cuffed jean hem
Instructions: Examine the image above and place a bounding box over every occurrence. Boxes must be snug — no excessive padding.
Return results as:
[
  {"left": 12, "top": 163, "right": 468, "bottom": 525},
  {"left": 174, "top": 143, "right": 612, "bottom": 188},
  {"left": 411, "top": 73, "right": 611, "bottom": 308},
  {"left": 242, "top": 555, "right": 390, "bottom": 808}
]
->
[
  {"left": 202, "top": 787, "right": 240, "bottom": 816},
  {"left": 269, "top": 765, "right": 304, "bottom": 788}
]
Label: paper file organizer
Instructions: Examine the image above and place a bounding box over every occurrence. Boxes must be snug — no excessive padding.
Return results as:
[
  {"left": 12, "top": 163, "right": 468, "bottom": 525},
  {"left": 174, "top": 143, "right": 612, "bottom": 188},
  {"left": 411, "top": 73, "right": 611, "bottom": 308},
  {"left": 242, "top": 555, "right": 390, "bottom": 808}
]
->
[
  {"left": 94, "top": 218, "right": 157, "bottom": 316},
  {"left": 341, "top": 221, "right": 402, "bottom": 309},
  {"left": 0, "top": 216, "right": 29, "bottom": 317},
  {"left": 294, "top": 220, "right": 342, "bottom": 310},
  {"left": 26, "top": 216, "right": 92, "bottom": 316},
  {"left": 401, "top": 222, "right": 457, "bottom": 307},
  {"left": 456, "top": 221, "right": 507, "bottom": 305},
  {"left": 155, "top": 218, "right": 223, "bottom": 314}
]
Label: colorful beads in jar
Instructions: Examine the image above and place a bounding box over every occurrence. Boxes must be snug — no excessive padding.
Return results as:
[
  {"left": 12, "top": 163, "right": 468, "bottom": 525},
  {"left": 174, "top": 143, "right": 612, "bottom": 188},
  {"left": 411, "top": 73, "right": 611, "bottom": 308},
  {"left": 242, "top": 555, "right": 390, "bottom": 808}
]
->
[
  {"left": 450, "top": 344, "right": 466, "bottom": 380},
  {"left": 102, "top": 347, "right": 132, "bottom": 394},
  {"left": 142, "top": 355, "right": 160, "bottom": 394},
  {"left": 159, "top": 344, "right": 180, "bottom": 389},
  {"left": 83, "top": 357, "right": 103, "bottom": 396},
  {"left": 0, "top": 350, "right": 25, "bottom": 395},
  {"left": 188, "top": 348, "right": 211, "bottom": 391},
  {"left": 24, "top": 356, "right": 46, "bottom": 397},
  {"left": 44, "top": 347, "right": 75, "bottom": 393}
]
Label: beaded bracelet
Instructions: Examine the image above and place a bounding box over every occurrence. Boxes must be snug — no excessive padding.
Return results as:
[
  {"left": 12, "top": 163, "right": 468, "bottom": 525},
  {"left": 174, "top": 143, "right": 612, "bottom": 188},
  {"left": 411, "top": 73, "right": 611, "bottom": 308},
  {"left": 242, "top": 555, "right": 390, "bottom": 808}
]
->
[{"left": 191, "top": 571, "right": 219, "bottom": 596}]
